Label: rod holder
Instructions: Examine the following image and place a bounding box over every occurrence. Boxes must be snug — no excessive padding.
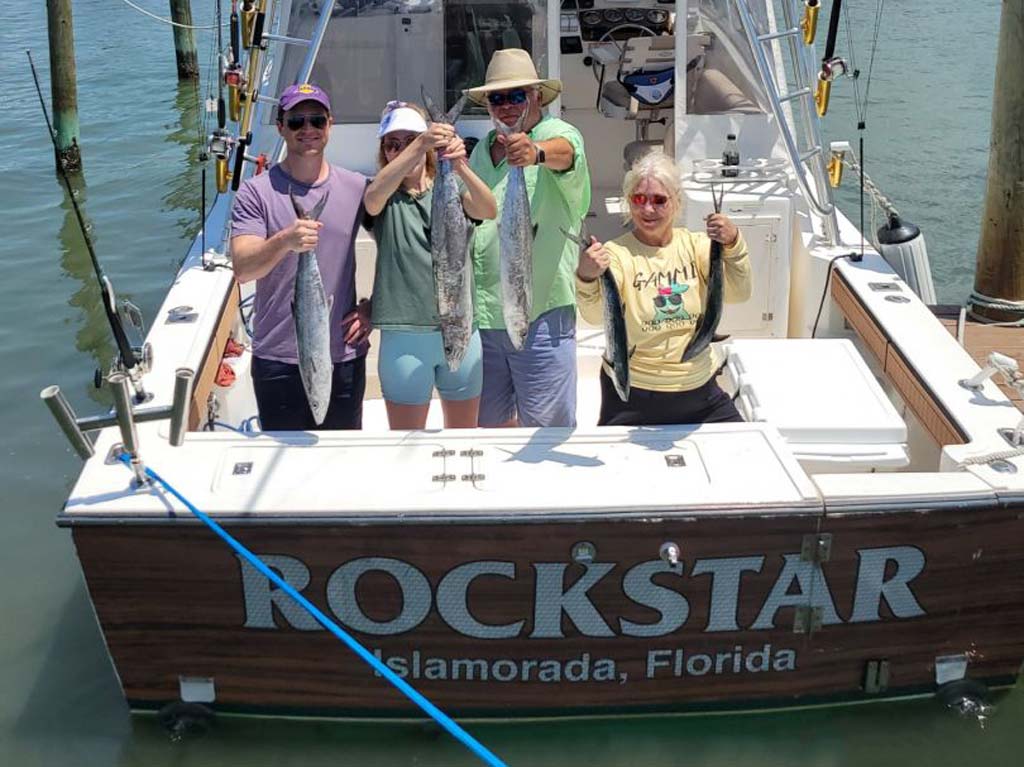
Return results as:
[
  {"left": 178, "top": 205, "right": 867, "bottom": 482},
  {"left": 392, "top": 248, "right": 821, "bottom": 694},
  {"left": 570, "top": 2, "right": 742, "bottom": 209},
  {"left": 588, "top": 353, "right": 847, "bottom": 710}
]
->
[
  {"left": 170, "top": 368, "right": 195, "bottom": 447},
  {"left": 815, "top": 74, "right": 832, "bottom": 117},
  {"left": 109, "top": 372, "right": 147, "bottom": 485},
  {"left": 802, "top": 0, "right": 820, "bottom": 45},
  {"left": 40, "top": 385, "right": 95, "bottom": 460}
]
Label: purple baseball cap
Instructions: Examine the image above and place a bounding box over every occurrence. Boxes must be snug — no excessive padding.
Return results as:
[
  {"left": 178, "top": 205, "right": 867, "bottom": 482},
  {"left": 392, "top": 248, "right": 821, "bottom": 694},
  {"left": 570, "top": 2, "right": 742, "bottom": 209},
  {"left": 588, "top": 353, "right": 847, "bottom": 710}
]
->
[{"left": 278, "top": 83, "right": 332, "bottom": 113}]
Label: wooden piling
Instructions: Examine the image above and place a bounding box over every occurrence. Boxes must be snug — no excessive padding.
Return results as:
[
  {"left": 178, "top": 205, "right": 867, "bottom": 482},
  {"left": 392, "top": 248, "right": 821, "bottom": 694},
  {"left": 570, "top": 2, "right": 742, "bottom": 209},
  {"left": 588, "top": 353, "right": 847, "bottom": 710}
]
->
[
  {"left": 973, "top": 0, "right": 1024, "bottom": 322},
  {"left": 169, "top": 0, "right": 200, "bottom": 80},
  {"left": 45, "top": 0, "right": 82, "bottom": 173}
]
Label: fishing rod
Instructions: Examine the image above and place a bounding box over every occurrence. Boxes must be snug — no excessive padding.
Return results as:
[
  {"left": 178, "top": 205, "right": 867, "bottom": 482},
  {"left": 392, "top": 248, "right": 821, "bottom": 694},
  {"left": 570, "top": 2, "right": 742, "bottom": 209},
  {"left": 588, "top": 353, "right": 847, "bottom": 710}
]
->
[{"left": 27, "top": 50, "right": 150, "bottom": 402}]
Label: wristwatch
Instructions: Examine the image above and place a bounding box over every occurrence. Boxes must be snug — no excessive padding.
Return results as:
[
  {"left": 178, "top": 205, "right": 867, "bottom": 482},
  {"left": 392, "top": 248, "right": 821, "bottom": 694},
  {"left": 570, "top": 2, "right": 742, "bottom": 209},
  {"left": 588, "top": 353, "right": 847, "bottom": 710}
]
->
[{"left": 533, "top": 143, "right": 546, "bottom": 166}]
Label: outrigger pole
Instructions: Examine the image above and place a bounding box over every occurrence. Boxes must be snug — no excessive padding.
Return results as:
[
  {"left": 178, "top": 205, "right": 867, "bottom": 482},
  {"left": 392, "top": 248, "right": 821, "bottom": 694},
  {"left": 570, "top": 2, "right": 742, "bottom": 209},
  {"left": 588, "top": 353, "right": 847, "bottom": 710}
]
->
[{"left": 28, "top": 50, "right": 149, "bottom": 402}]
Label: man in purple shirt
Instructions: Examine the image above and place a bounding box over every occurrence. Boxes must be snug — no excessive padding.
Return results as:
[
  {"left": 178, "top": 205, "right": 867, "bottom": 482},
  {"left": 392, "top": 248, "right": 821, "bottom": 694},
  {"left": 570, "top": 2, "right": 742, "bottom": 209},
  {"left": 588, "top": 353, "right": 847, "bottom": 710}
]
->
[{"left": 231, "top": 83, "right": 372, "bottom": 430}]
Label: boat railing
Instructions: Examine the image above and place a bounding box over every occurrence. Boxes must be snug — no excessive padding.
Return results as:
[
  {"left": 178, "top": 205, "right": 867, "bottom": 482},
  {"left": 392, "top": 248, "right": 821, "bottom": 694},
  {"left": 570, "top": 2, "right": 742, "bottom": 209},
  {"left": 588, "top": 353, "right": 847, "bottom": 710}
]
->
[{"left": 732, "top": 0, "right": 839, "bottom": 243}]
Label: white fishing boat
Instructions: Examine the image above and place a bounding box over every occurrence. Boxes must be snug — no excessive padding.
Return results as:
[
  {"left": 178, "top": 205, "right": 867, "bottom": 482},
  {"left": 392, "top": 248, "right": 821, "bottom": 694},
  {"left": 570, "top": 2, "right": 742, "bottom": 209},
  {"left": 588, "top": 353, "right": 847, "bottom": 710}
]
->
[{"left": 43, "top": 0, "right": 1024, "bottom": 731}]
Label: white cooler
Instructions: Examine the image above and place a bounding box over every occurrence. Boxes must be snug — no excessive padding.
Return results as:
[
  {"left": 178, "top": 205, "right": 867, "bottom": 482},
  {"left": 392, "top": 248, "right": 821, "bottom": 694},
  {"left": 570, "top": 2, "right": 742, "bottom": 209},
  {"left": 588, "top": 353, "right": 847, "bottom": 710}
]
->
[{"left": 723, "top": 339, "right": 910, "bottom": 473}]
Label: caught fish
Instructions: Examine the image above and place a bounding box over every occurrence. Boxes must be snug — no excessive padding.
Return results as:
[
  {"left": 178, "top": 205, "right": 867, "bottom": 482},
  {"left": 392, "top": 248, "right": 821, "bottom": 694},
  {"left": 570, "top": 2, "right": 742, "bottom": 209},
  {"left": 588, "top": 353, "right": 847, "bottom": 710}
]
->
[
  {"left": 495, "top": 113, "right": 533, "bottom": 350},
  {"left": 682, "top": 184, "right": 725, "bottom": 363},
  {"left": 562, "top": 227, "right": 630, "bottom": 401},
  {"left": 289, "top": 189, "right": 333, "bottom": 425},
  {"left": 422, "top": 88, "right": 474, "bottom": 371}
]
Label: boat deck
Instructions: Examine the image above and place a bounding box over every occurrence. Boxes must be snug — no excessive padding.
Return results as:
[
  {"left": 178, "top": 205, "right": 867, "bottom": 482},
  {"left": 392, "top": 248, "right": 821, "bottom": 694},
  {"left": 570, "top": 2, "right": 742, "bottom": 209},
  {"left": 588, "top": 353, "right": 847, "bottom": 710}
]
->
[{"left": 934, "top": 305, "right": 1024, "bottom": 409}]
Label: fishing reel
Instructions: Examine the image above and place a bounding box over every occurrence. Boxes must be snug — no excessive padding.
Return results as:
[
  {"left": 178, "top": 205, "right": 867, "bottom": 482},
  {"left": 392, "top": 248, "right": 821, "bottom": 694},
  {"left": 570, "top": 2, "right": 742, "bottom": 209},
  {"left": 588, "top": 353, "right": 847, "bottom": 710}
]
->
[
  {"left": 815, "top": 57, "right": 851, "bottom": 117},
  {"left": 209, "top": 129, "right": 236, "bottom": 193},
  {"left": 209, "top": 130, "right": 267, "bottom": 193}
]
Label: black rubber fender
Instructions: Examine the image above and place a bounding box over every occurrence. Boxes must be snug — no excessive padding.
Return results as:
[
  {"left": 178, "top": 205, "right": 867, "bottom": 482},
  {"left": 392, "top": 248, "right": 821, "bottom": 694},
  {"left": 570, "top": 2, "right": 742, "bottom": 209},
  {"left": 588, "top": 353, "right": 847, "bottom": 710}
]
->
[
  {"left": 157, "top": 701, "right": 215, "bottom": 740},
  {"left": 936, "top": 678, "right": 990, "bottom": 712}
]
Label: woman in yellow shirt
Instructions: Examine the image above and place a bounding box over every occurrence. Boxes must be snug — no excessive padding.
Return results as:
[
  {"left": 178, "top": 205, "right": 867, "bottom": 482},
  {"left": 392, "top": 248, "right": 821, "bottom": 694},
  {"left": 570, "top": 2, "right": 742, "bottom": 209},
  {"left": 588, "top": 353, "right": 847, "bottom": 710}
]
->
[{"left": 576, "top": 153, "right": 751, "bottom": 426}]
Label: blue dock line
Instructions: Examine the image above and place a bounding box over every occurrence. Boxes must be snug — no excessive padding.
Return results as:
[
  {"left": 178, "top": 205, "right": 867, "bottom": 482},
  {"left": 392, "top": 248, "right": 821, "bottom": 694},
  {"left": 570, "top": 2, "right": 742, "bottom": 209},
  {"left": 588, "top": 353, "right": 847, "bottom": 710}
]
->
[{"left": 120, "top": 455, "right": 507, "bottom": 767}]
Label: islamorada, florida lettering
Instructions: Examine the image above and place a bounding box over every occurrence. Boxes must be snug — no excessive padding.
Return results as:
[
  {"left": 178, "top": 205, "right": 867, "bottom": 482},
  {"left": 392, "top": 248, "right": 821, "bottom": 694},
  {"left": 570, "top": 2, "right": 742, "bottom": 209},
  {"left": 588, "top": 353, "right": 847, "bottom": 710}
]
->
[
  {"left": 235, "top": 545, "right": 927, "bottom": 639},
  {"left": 368, "top": 644, "right": 798, "bottom": 683}
]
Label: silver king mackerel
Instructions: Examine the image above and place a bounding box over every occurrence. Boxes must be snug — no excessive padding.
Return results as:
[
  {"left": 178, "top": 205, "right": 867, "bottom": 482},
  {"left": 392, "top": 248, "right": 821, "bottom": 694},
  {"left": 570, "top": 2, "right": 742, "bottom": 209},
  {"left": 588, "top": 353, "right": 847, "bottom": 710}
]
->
[
  {"left": 422, "top": 89, "right": 474, "bottom": 371},
  {"left": 496, "top": 112, "right": 533, "bottom": 350},
  {"left": 288, "top": 189, "right": 333, "bottom": 425}
]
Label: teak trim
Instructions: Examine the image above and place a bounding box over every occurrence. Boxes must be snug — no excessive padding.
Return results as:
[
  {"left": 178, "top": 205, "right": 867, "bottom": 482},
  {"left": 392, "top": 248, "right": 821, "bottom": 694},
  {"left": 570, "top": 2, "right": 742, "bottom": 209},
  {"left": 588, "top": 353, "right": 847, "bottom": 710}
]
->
[
  {"left": 189, "top": 281, "right": 240, "bottom": 430},
  {"left": 831, "top": 271, "right": 966, "bottom": 447}
]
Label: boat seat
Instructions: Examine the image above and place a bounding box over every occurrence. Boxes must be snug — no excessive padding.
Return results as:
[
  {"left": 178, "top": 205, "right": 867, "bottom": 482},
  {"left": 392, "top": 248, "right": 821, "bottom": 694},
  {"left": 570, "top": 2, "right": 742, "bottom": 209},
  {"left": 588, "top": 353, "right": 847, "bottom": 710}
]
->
[
  {"left": 596, "top": 34, "right": 690, "bottom": 168},
  {"left": 722, "top": 338, "right": 910, "bottom": 473}
]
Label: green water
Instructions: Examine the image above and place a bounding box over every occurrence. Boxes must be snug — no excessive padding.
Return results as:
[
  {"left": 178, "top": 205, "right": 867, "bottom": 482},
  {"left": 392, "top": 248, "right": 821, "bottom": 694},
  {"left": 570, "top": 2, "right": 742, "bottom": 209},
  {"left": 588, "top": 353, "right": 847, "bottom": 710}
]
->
[{"left": 1, "top": 1, "right": 1020, "bottom": 765}]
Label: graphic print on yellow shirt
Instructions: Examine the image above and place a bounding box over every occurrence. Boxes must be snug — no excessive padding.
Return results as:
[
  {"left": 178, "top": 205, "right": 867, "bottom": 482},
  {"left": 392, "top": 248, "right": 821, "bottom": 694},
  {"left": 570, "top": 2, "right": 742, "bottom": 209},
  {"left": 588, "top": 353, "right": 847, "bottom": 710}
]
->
[{"left": 651, "top": 282, "right": 691, "bottom": 323}]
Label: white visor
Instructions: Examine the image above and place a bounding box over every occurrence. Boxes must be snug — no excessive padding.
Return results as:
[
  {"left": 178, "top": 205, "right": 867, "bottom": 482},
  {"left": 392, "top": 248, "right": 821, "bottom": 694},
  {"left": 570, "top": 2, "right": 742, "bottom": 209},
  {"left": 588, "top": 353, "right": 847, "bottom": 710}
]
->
[{"left": 377, "top": 106, "right": 428, "bottom": 137}]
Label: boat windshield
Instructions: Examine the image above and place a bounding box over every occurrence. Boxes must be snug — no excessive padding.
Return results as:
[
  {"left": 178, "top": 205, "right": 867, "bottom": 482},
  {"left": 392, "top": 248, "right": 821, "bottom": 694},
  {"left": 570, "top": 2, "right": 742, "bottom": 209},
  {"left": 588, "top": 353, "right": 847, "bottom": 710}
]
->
[
  {"left": 684, "top": 0, "right": 770, "bottom": 114},
  {"left": 272, "top": 0, "right": 548, "bottom": 123}
]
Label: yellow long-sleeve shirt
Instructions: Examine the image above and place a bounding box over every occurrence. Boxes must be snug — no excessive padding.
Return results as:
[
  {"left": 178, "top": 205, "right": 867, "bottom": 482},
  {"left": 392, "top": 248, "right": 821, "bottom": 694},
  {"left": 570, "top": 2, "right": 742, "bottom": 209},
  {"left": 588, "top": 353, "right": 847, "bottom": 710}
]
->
[{"left": 576, "top": 227, "right": 751, "bottom": 392}]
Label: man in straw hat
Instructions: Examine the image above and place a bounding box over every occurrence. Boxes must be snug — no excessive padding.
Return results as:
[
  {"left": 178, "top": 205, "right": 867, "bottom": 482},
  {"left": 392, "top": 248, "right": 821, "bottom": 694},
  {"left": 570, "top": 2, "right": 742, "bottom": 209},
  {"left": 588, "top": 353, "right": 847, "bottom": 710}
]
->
[{"left": 465, "top": 48, "right": 591, "bottom": 428}]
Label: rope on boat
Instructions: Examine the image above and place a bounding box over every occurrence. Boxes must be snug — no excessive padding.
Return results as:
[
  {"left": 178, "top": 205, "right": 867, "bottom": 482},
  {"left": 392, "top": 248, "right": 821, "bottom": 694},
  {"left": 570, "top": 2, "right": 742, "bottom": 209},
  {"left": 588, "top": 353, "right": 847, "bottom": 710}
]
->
[
  {"left": 840, "top": 152, "right": 898, "bottom": 220},
  {"left": 114, "top": 0, "right": 228, "bottom": 30},
  {"left": 956, "top": 446, "right": 1024, "bottom": 467},
  {"left": 118, "top": 455, "right": 508, "bottom": 767},
  {"left": 966, "top": 291, "right": 1024, "bottom": 326}
]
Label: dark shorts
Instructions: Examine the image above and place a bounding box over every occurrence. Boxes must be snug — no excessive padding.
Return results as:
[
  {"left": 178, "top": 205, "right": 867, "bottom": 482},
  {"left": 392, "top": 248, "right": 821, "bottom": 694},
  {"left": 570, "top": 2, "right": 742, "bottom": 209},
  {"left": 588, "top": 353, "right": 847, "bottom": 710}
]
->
[
  {"left": 252, "top": 355, "right": 366, "bottom": 431},
  {"left": 598, "top": 369, "right": 743, "bottom": 427}
]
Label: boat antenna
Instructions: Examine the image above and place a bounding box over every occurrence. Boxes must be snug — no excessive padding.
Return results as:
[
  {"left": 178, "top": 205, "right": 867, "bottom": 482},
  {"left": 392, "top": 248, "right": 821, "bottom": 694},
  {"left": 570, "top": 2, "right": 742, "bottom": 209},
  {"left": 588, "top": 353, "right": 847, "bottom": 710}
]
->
[
  {"left": 27, "top": 50, "right": 149, "bottom": 401},
  {"left": 841, "top": 0, "right": 887, "bottom": 262}
]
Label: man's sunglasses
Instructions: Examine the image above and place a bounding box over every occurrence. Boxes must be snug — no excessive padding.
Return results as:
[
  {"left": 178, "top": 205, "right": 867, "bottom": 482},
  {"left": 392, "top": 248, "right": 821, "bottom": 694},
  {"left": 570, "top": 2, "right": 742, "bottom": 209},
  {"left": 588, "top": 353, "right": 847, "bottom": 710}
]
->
[
  {"left": 284, "top": 114, "right": 328, "bottom": 131},
  {"left": 486, "top": 89, "right": 528, "bottom": 107},
  {"left": 630, "top": 192, "right": 670, "bottom": 208}
]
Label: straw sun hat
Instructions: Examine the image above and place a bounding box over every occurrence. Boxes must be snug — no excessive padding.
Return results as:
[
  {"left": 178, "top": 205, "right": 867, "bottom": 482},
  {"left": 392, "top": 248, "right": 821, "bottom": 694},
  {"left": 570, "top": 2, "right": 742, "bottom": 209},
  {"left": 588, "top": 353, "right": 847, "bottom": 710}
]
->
[{"left": 463, "top": 48, "right": 562, "bottom": 107}]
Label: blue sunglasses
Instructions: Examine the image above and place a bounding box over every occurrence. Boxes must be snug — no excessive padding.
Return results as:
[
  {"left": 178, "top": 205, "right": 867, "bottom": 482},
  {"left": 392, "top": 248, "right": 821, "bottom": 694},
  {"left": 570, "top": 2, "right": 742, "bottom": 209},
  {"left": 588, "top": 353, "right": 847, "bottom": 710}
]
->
[{"left": 486, "top": 89, "right": 529, "bottom": 107}]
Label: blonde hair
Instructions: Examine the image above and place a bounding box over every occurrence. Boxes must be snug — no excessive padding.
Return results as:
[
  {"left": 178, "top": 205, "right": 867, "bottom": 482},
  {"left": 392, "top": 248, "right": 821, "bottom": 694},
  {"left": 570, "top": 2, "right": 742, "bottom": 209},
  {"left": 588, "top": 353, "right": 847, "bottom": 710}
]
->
[
  {"left": 376, "top": 101, "right": 437, "bottom": 179},
  {"left": 620, "top": 152, "right": 682, "bottom": 224}
]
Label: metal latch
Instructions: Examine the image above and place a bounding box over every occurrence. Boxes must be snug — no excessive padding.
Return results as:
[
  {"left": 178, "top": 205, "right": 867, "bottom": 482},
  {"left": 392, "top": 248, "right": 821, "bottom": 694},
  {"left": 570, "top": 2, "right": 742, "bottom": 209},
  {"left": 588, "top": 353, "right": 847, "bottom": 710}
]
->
[
  {"left": 863, "top": 659, "right": 890, "bottom": 693},
  {"left": 801, "top": 533, "right": 832, "bottom": 563},
  {"left": 793, "top": 605, "right": 823, "bottom": 635}
]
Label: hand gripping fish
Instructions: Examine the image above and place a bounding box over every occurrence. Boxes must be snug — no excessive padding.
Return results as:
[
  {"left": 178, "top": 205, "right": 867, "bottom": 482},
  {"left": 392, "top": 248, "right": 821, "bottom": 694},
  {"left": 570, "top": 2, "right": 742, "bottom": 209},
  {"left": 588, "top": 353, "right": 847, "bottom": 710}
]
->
[
  {"left": 681, "top": 184, "right": 725, "bottom": 363},
  {"left": 289, "top": 189, "right": 333, "bottom": 425},
  {"left": 495, "top": 112, "right": 534, "bottom": 350},
  {"left": 562, "top": 226, "right": 631, "bottom": 402},
  {"left": 421, "top": 88, "right": 474, "bottom": 372}
]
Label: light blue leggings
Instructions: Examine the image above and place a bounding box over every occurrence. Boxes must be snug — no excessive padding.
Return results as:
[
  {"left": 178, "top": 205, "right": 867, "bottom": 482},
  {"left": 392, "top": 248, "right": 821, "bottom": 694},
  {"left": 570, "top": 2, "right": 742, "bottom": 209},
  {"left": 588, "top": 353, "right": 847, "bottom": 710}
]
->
[{"left": 378, "top": 329, "right": 483, "bottom": 405}]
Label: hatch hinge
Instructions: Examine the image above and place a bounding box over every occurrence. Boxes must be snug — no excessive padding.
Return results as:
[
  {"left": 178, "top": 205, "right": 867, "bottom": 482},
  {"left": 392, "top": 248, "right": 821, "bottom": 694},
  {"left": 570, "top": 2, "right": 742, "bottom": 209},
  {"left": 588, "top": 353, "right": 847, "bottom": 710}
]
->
[
  {"left": 800, "top": 532, "right": 832, "bottom": 563},
  {"left": 863, "top": 659, "right": 890, "bottom": 694}
]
